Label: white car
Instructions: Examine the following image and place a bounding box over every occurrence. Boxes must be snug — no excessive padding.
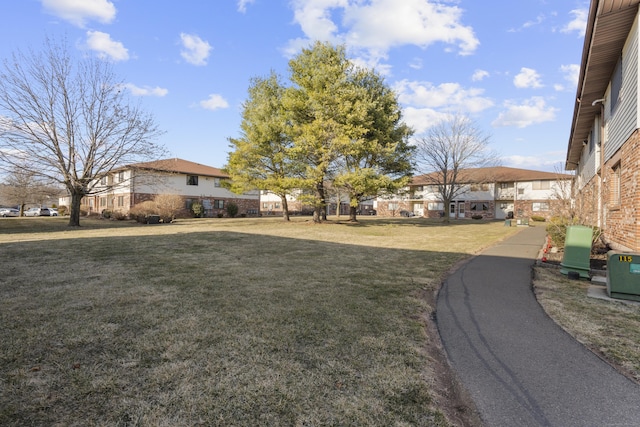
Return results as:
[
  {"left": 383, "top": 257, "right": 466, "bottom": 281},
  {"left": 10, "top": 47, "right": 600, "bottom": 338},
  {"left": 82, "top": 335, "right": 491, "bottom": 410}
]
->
[
  {"left": 49, "top": 208, "right": 58, "bottom": 216},
  {"left": 0, "top": 208, "right": 19, "bottom": 217},
  {"left": 24, "top": 207, "right": 51, "bottom": 217}
]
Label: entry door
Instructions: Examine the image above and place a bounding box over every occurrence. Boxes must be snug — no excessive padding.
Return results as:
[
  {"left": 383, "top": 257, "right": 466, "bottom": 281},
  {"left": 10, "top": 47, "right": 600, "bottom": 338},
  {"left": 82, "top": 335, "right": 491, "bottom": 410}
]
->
[
  {"left": 449, "top": 202, "right": 456, "bottom": 218},
  {"left": 457, "top": 202, "right": 465, "bottom": 219}
]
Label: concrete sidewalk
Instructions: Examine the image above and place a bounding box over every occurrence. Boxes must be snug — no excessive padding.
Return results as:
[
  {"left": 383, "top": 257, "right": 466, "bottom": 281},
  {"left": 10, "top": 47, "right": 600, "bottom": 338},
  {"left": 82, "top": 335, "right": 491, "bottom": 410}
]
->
[{"left": 437, "top": 226, "right": 640, "bottom": 427}]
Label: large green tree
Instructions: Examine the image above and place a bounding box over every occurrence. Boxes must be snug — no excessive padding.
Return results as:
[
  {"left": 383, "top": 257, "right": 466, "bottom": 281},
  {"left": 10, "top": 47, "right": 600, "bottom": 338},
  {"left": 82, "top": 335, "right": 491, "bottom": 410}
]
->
[
  {"left": 283, "top": 42, "right": 360, "bottom": 222},
  {"left": 226, "top": 42, "right": 414, "bottom": 223},
  {"left": 332, "top": 69, "right": 414, "bottom": 221},
  {"left": 226, "top": 73, "right": 300, "bottom": 221}
]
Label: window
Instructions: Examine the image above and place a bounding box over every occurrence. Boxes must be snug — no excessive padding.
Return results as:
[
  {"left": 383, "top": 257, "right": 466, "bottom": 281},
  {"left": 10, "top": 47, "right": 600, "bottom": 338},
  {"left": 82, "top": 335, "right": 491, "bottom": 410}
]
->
[
  {"left": 99, "top": 197, "right": 106, "bottom": 207},
  {"left": 518, "top": 188, "right": 525, "bottom": 195},
  {"left": 499, "top": 182, "right": 514, "bottom": 189},
  {"left": 263, "top": 202, "right": 268, "bottom": 208},
  {"left": 100, "top": 176, "right": 107, "bottom": 185},
  {"left": 532, "top": 202, "right": 549, "bottom": 212},
  {"left": 611, "top": 163, "right": 621, "bottom": 206},
  {"left": 427, "top": 202, "right": 444, "bottom": 211},
  {"left": 117, "top": 196, "right": 124, "bottom": 207},
  {"left": 213, "top": 200, "right": 224, "bottom": 209},
  {"left": 214, "top": 178, "right": 221, "bottom": 188},
  {"left": 117, "top": 171, "right": 125, "bottom": 183},
  {"left": 532, "top": 180, "right": 551, "bottom": 190},
  {"left": 470, "top": 202, "right": 489, "bottom": 211},
  {"left": 187, "top": 175, "right": 198, "bottom": 186},
  {"left": 275, "top": 203, "right": 280, "bottom": 208},
  {"left": 388, "top": 202, "right": 398, "bottom": 210}
]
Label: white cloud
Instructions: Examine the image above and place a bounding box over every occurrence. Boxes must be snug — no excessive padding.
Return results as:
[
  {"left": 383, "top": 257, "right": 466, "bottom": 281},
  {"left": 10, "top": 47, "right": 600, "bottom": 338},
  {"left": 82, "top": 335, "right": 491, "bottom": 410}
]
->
[
  {"left": 41, "top": 0, "right": 116, "bottom": 27},
  {"left": 403, "top": 107, "right": 449, "bottom": 135},
  {"left": 180, "top": 33, "right": 212, "bottom": 66},
  {"left": 409, "top": 58, "right": 423, "bottom": 70},
  {"left": 561, "top": 63, "right": 580, "bottom": 86},
  {"left": 472, "top": 69, "right": 489, "bottom": 82},
  {"left": 123, "top": 84, "right": 168, "bottom": 97},
  {"left": 394, "top": 80, "right": 494, "bottom": 113},
  {"left": 85, "top": 31, "right": 129, "bottom": 62},
  {"left": 514, "top": 67, "right": 543, "bottom": 89},
  {"left": 237, "top": 0, "right": 255, "bottom": 13},
  {"left": 502, "top": 153, "right": 565, "bottom": 171},
  {"left": 492, "top": 97, "right": 557, "bottom": 128},
  {"left": 200, "top": 94, "right": 229, "bottom": 111},
  {"left": 561, "top": 8, "right": 588, "bottom": 36},
  {"left": 288, "top": 0, "right": 479, "bottom": 69}
]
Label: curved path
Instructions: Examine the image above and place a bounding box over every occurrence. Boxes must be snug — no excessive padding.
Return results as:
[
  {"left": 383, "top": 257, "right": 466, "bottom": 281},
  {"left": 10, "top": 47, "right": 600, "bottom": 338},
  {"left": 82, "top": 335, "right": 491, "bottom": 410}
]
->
[{"left": 437, "top": 226, "right": 640, "bottom": 427}]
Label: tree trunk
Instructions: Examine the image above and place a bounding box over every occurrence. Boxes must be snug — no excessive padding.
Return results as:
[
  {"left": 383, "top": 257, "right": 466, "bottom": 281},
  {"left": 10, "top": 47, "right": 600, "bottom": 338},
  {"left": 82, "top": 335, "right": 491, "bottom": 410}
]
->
[
  {"left": 281, "top": 196, "right": 290, "bottom": 221},
  {"left": 314, "top": 181, "right": 326, "bottom": 223},
  {"left": 349, "top": 205, "right": 358, "bottom": 222},
  {"left": 442, "top": 198, "right": 451, "bottom": 224},
  {"left": 68, "top": 190, "right": 83, "bottom": 227}
]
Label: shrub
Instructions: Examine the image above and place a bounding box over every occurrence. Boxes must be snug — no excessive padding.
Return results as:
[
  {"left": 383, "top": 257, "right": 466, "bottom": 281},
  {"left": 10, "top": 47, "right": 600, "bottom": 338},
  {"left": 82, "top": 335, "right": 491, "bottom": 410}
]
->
[
  {"left": 129, "top": 201, "right": 157, "bottom": 223},
  {"left": 102, "top": 209, "right": 112, "bottom": 219},
  {"left": 57, "top": 206, "right": 68, "bottom": 216},
  {"left": 217, "top": 213, "right": 224, "bottom": 218},
  {"left": 546, "top": 217, "right": 600, "bottom": 249},
  {"left": 531, "top": 215, "right": 546, "bottom": 222},
  {"left": 191, "top": 202, "right": 203, "bottom": 218},
  {"left": 112, "top": 211, "right": 127, "bottom": 220},
  {"left": 154, "top": 194, "right": 183, "bottom": 223},
  {"left": 226, "top": 202, "right": 238, "bottom": 218},
  {"left": 471, "top": 214, "right": 483, "bottom": 220}
]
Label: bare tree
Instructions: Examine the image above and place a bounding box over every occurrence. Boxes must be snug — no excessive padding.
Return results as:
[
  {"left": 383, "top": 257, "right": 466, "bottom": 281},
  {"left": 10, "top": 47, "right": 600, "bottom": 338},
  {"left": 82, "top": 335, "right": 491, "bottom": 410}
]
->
[
  {"left": 0, "top": 163, "right": 62, "bottom": 215},
  {"left": 0, "top": 38, "right": 164, "bottom": 226},
  {"left": 414, "top": 113, "right": 498, "bottom": 222}
]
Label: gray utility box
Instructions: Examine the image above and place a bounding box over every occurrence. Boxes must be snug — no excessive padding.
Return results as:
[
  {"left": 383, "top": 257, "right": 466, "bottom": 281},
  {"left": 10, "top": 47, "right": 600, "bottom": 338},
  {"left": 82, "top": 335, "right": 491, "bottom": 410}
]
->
[{"left": 607, "top": 251, "right": 640, "bottom": 302}]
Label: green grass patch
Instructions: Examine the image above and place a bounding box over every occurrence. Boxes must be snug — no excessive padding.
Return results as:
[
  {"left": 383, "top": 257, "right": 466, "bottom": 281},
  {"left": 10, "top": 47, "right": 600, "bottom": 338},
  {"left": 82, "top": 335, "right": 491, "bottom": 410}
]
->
[{"left": 0, "top": 216, "right": 518, "bottom": 426}]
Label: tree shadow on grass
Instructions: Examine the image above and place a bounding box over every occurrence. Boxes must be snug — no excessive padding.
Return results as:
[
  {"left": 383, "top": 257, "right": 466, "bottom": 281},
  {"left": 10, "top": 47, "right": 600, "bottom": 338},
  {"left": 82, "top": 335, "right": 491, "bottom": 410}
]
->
[{"left": 0, "top": 227, "right": 498, "bottom": 427}]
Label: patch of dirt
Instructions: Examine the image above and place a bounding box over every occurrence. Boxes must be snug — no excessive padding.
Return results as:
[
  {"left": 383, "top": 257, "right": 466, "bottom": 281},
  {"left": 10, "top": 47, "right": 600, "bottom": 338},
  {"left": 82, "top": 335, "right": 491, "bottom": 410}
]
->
[
  {"left": 420, "top": 264, "right": 485, "bottom": 427},
  {"left": 539, "top": 241, "right": 609, "bottom": 272}
]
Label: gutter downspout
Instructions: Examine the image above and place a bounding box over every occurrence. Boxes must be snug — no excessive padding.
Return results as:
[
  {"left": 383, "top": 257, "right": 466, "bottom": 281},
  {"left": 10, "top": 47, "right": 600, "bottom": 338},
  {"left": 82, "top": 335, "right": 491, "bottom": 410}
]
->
[{"left": 592, "top": 98, "right": 605, "bottom": 230}]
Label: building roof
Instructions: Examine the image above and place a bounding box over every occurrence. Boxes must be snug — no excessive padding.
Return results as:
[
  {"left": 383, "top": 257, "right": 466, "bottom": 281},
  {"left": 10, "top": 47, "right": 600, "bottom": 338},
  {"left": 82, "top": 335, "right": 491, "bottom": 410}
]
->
[
  {"left": 128, "top": 158, "right": 228, "bottom": 178},
  {"left": 566, "top": 0, "right": 640, "bottom": 169},
  {"left": 411, "top": 166, "right": 573, "bottom": 185}
]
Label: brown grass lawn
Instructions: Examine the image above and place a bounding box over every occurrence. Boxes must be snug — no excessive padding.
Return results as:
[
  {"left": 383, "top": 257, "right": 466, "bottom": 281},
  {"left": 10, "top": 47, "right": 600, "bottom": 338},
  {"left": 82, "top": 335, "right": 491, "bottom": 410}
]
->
[
  {"left": 534, "top": 266, "right": 640, "bottom": 382},
  {"left": 0, "top": 216, "right": 517, "bottom": 426}
]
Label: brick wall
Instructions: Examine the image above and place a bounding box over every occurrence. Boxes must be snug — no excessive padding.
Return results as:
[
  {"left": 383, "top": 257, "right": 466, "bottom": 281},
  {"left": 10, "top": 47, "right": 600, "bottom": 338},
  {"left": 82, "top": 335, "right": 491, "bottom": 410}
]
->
[{"left": 602, "top": 129, "right": 640, "bottom": 251}]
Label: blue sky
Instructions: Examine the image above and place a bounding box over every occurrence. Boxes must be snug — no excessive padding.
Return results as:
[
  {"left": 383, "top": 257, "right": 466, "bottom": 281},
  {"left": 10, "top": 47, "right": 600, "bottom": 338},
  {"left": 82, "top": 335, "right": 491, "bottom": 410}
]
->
[{"left": 0, "top": 0, "right": 589, "bottom": 172}]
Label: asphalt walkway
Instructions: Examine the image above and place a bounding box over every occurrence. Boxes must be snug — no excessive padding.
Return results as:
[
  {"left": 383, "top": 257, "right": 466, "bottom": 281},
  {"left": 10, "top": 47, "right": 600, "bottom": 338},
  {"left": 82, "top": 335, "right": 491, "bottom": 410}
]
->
[{"left": 437, "top": 226, "right": 640, "bottom": 427}]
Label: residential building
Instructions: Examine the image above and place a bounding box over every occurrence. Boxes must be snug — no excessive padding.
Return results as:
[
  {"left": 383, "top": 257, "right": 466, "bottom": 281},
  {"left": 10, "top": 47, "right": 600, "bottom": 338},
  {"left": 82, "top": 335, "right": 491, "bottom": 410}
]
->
[
  {"left": 59, "top": 158, "right": 259, "bottom": 217},
  {"left": 259, "top": 188, "right": 376, "bottom": 216},
  {"left": 375, "top": 167, "right": 572, "bottom": 220},
  {"left": 566, "top": 0, "right": 640, "bottom": 251}
]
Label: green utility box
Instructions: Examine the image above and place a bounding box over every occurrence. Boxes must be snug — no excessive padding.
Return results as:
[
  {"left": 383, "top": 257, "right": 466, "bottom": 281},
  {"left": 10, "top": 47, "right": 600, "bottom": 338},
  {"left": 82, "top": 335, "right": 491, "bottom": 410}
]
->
[
  {"left": 560, "top": 225, "right": 593, "bottom": 279},
  {"left": 607, "top": 251, "right": 640, "bottom": 301}
]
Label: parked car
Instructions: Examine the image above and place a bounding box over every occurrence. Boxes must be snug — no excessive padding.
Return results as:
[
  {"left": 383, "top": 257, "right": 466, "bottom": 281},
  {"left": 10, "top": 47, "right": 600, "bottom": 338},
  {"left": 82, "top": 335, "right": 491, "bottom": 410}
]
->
[
  {"left": 49, "top": 208, "right": 58, "bottom": 216},
  {"left": 24, "top": 207, "right": 51, "bottom": 217},
  {"left": 399, "top": 210, "right": 416, "bottom": 217},
  {"left": 0, "top": 208, "right": 19, "bottom": 217}
]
